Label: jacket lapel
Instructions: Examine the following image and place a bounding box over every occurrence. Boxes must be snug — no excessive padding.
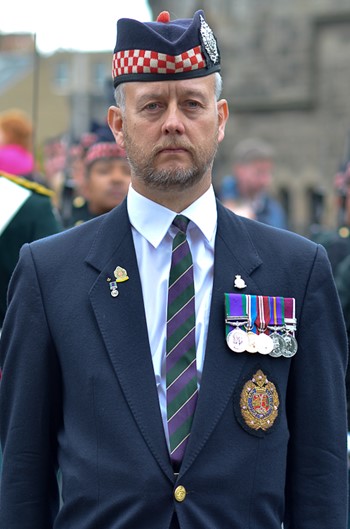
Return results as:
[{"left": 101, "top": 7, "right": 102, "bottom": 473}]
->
[
  {"left": 181, "top": 202, "right": 264, "bottom": 474},
  {"left": 85, "top": 201, "right": 173, "bottom": 479}
]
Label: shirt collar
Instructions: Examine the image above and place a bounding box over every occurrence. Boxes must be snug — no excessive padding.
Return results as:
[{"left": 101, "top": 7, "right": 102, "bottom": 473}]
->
[{"left": 127, "top": 184, "right": 217, "bottom": 248}]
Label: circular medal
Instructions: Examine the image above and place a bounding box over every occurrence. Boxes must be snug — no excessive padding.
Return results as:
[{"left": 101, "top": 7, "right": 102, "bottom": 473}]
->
[
  {"left": 246, "top": 331, "right": 258, "bottom": 353},
  {"left": 282, "top": 333, "right": 298, "bottom": 357},
  {"left": 256, "top": 333, "right": 274, "bottom": 355},
  {"left": 111, "top": 288, "right": 119, "bottom": 297},
  {"left": 269, "top": 332, "right": 284, "bottom": 357},
  {"left": 226, "top": 328, "right": 248, "bottom": 353}
]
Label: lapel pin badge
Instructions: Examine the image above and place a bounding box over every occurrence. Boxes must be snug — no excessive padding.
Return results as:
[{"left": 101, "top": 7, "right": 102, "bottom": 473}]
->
[
  {"left": 107, "top": 266, "right": 129, "bottom": 297},
  {"left": 114, "top": 266, "right": 129, "bottom": 283},
  {"left": 234, "top": 275, "right": 247, "bottom": 289}
]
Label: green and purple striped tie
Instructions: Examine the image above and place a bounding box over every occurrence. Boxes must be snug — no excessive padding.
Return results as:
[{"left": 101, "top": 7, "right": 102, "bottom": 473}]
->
[{"left": 166, "top": 215, "right": 198, "bottom": 468}]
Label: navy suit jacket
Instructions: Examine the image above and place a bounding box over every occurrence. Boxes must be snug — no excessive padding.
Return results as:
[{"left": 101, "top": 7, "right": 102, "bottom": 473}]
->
[{"left": 0, "top": 199, "right": 348, "bottom": 528}]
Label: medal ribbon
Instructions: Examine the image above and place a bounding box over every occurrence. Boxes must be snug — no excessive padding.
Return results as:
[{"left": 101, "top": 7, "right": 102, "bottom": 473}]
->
[
  {"left": 256, "top": 296, "right": 271, "bottom": 334},
  {"left": 284, "top": 297, "right": 296, "bottom": 333},
  {"left": 268, "top": 296, "right": 284, "bottom": 327},
  {"left": 246, "top": 295, "right": 258, "bottom": 331},
  {"left": 224, "top": 293, "right": 247, "bottom": 337}
]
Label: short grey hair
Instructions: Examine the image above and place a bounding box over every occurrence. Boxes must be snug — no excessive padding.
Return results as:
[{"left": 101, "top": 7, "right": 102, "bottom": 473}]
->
[
  {"left": 233, "top": 138, "right": 276, "bottom": 164},
  {"left": 113, "top": 72, "right": 223, "bottom": 111}
]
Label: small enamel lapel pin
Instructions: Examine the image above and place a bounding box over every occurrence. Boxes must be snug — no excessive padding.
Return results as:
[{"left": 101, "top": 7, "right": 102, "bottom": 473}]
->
[
  {"left": 107, "top": 266, "right": 129, "bottom": 297},
  {"left": 234, "top": 275, "right": 247, "bottom": 289}
]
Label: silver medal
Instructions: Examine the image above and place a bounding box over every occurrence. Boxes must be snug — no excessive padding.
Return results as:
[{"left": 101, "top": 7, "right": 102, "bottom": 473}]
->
[
  {"left": 269, "top": 332, "right": 284, "bottom": 357},
  {"left": 256, "top": 333, "right": 274, "bottom": 355},
  {"left": 226, "top": 328, "right": 248, "bottom": 353},
  {"left": 282, "top": 333, "right": 298, "bottom": 357}
]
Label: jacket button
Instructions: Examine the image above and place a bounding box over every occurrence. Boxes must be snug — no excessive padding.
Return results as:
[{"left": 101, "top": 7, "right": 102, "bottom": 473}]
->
[{"left": 174, "top": 485, "right": 186, "bottom": 502}]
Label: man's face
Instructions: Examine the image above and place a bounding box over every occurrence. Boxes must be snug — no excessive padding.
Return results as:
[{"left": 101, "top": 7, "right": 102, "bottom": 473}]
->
[
  {"left": 109, "top": 75, "right": 228, "bottom": 198},
  {"left": 234, "top": 159, "right": 273, "bottom": 198},
  {"left": 84, "top": 158, "right": 131, "bottom": 215}
]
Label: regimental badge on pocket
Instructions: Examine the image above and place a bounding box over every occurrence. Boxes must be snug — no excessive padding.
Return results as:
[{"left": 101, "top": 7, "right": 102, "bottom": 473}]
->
[{"left": 239, "top": 369, "right": 279, "bottom": 432}]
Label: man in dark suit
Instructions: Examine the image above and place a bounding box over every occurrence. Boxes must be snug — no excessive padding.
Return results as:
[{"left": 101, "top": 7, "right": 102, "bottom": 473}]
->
[{"left": 0, "top": 10, "right": 348, "bottom": 529}]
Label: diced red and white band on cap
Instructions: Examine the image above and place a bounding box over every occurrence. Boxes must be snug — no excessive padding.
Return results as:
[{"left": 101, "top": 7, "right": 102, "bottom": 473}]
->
[
  {"left": 85, "top": 142, "right": 126, "bottom": 166},
  {"left": 112, "top": 46, "right": 206, "bottom": 79}
]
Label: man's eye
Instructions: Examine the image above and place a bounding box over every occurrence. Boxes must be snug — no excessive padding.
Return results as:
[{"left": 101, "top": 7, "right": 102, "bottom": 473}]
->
[
  {"left": 186, "top": 101, "right": 201, "bottom": 109},
  {"left": 145, "top": 102, "right": 160, "bottom": 110}
]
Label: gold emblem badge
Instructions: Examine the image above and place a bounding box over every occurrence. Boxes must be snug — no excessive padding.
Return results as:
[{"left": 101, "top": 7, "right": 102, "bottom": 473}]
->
[
  {"left": 114, "top": 266, "right": 129, "bottom": 283},
  {"left": 240, "top": 370, "right": 279, "bottom": 431}
]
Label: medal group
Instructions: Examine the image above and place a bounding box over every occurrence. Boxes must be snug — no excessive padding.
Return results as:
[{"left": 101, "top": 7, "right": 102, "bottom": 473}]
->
[{"left": 225, "top": 293, "right": 298, "bottom": 357}]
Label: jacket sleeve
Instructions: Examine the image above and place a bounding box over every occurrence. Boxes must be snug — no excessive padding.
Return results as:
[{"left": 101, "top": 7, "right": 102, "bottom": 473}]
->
[
  {"left": 335, "top": 254, "right": 350, "bottom": 336},
  {"left": 0, "top": 243, "right": 61, "bottom": 529},
  {"left": 284, "top": 244, "right": 348, "bottom": 528}
]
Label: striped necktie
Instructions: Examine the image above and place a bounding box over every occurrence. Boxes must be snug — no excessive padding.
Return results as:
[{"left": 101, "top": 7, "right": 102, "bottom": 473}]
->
[{"left": 166, "top": 214, "right": 198, "bottom": 468}]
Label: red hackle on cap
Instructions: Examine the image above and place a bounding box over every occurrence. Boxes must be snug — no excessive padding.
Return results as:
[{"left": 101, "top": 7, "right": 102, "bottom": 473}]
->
[{"left": 156, "top": 11, "right": 171, "bottom": 23}]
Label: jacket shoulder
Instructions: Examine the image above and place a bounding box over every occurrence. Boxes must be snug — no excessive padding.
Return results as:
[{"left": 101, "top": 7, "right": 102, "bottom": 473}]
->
[{"left": 0, "top": 171, "right": 54, "bottom": 198}]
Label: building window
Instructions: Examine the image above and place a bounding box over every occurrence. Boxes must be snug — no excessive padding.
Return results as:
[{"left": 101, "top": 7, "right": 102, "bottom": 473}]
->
[
  {"left": 54, "top": 62, "right": 69, "bottom": 91},
  {"left": 93, "top": 62, "right": 107, "bottom": 91}
]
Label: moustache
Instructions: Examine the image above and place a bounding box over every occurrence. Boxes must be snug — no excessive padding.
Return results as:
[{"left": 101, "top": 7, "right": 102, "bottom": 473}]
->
[{"left": 153, "top": 143, "right": 193, "bottom": 154}]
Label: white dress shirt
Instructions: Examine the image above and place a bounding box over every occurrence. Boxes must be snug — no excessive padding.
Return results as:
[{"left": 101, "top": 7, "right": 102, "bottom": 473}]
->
[{"left": 127, "top": 184, "right": 217, "bottom": 445}]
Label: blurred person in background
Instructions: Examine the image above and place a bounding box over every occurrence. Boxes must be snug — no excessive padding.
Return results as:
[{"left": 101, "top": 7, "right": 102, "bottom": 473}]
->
[
  {"left": 65, "top": 140, "right": 131, "bottom": 228},
  {"left": 0, "top": 171, "right": 62, "bottom": 329},
  {"left": 333, "top": 161, "right": 350, "bottom": 392},
  {"left": 332, "top": 160, "right": 350, "bottom": 529},
  {"left": 313, "top": 160, "right": 350, "bottom": 277},
  {"left": 315, "top": 156, "right": 350, "bottom": 529},
  {"left": 0, "top": 110, "right": 62, "bottom": 329},
  {"left": 0, "top": 108, "right": 46, "bottom": 185},
  {"left": 218, "top": 137, "right": 287, "bottom": 229},
  {"left": 0, "top": 169, "right": 61, "bottom": 473}
]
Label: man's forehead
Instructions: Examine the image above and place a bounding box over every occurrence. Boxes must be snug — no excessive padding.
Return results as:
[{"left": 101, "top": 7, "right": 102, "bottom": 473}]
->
[{"left": 123, "top": 76, "right": 215, "bottom": 98}]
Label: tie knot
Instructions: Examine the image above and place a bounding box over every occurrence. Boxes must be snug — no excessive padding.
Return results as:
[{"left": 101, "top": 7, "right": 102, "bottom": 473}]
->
[{"left": 172, "top": 214, "right": 190, "bottom": 234}]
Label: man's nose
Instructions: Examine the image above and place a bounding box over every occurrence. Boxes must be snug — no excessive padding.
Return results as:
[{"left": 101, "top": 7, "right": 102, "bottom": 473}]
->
[{"left": 161, "top": 105, "right": 185, "bottom": 135}]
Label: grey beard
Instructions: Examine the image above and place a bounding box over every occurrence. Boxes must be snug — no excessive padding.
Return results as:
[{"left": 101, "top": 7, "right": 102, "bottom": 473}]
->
[{"left": 135, "top": 165, "right": 204, "bottom": 191}]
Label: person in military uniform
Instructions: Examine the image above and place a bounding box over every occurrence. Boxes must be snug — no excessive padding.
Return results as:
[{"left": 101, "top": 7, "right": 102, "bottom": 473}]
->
[
  {"left": 65, "top": 141, "right": 131, "bottom": 228},
  {"left": 0, "top": 171, "right": 62, "bottom": 327}
]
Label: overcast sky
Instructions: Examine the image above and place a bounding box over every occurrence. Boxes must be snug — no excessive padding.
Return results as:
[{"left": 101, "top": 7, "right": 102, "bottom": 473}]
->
[{"left": 0, "top": 1, "right": 152, "bottom": 54}]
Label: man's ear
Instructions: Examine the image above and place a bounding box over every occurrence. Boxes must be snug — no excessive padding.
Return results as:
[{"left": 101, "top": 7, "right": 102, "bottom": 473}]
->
[
  {"left": 108, "top": 106, "right": 125, "bottom": 148},
  {"left": 217, "top": 99, "right": 229, "bottom": 144}
]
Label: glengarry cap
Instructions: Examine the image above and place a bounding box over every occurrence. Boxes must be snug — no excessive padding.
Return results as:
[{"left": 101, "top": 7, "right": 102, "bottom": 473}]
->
[{"left": 112, "top": 10, "right": 221, "bottom": 88}]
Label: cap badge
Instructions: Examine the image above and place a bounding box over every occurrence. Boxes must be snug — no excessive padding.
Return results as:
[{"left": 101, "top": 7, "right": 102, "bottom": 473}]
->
[
  {"left": 199, "top": 15, "right": 219, "bottom": 64},
  {"left": 240, "top": 370, "right": 279, "bottom": 431}
]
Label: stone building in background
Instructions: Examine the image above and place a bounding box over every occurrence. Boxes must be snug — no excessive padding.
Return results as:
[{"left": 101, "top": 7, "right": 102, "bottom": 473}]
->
[{"left": 149, "top": 0, "right": 350, "bottom": 235}]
